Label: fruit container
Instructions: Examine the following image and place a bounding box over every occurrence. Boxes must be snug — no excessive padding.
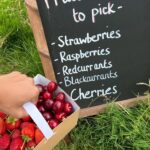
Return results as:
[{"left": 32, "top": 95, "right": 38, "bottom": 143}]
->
[{"left": 30, "top": 74, "right": 80, "bottom": 150}]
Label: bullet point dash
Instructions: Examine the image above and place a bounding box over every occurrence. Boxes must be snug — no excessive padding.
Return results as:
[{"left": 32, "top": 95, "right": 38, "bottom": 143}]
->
[
  {"left": 118, "top": 6, "right": 123, "bottom": 9},
  {"left": 51, "top": 42, "right": 56, "bottom": 45},
  {"left": 54, "top": 59, "right": 59, "bottom": 61}
]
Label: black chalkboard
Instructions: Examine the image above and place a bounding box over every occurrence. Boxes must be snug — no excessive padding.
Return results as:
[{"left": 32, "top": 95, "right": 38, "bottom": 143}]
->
[{"left": 36, "top": 0, "right": 150, "bottom": 109}]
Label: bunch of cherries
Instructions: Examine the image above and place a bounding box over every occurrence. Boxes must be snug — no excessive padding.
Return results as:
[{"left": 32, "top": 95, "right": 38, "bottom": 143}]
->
[{"left": 36, "top": 81, "right": 73, "bottom": 129}]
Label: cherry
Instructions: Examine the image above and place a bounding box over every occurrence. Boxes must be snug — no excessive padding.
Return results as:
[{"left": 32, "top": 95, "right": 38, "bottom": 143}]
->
[
  {"left": 43, "top": 91, "right": 53, "bottom": 100},
  {"left": 52, "top": 101, "right": 64, "bottom": 113},
  {"left": 43, "top": 99, "right": 54, "bottom": 110},
  {"left": 43, "top": 112, "right": 53, "bottom": 121},
  {"left": 47, "top": 81, "right": 57, "bottom": 93},
  {"left": 55, "top": 92, "right": 65, "bottom": 102},
  {"left": 36, "top": 98, "right": 44, "bottom": 107},
  {"left": 36, "top": 84, "right": 44, "bottom": 93},
  {"left": 38, "top": 105, "right": 46, "bottom": 113},
  {"left": 55, "top": 112, "right": 67, "bottom": 121},
  {"left": 48, "top": 119, "right": 59, "bottom": 129},
  {"left": 64, "top": 102, "right": 73, "bottom": 114},
  {"left": 43, "top": 85, "right": 48, "bottom": 91}
]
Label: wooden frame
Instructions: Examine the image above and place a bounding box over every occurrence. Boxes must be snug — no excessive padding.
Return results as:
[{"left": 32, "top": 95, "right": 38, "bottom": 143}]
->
[{"left": 25, "top": 0, "right": 149, "bottom": 118}]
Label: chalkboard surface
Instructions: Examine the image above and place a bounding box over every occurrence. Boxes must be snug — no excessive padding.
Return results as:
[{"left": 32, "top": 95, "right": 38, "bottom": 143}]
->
[{"left": 36, "top": 0, "right": 150, "bottom": 108}]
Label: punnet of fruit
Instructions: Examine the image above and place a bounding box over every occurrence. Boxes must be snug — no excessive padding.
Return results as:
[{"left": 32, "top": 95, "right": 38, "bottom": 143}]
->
[{"left": 0, "top": 75, "right": 80, "bottom": 150}]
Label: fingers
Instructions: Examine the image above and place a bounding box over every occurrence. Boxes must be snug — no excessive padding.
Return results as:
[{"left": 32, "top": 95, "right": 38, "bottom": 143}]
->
[
  {"left": 28, "top": 85, "right": 40, "bottom": 103},
  {"left": 11, "top": 107, "right": 28, "bottom": 119},
  {"left": 10, "top": 71, "right": 21, "bottom": 76},
  {"left": 6, "top": 107, "right": 28, "bottom": 119}
]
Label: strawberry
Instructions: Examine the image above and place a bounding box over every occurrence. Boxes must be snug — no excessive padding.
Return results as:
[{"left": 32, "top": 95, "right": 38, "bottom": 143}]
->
[
  {"left": 21, "top": 125, "right": 35, "bottom": 142},
  {"left": 20, "top": 122, "right": 35, "bottom": 129},
  {"left": 9, "top": 137, "right": 25, "bottom": 150},
  {"left": 5, "top": 116, "right": 21, "bottom": 131},
  {"left": 35, "top": 128, "right": 44, "bottom": 145},
  {"left": 26, "top": 140, "right": 36, "bottom": 149},
  {"left": 0, "top": 112, "right": 6, "bottom": 119},
  {"left": 22, "top": 116, "right": 31, "bottom": 122},
  {"left": 0, "top": 117, "right": 6, "bottom": 135},
  {"left": 11, "top": 129, "right": 21, "bottom": 139},
  {"left": 0, "top": 133, "right": 10, "bottom": 150}
]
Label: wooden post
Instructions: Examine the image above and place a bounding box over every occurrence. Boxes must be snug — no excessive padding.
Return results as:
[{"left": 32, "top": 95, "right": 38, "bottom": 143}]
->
[{"left": 25, "top": 0, "right": 56, "bottom": 81}]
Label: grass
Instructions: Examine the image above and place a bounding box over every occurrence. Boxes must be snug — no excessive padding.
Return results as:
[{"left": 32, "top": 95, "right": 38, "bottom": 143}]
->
[
  {"left": 54, "top": 100, "right": 150, "bottom": 150},
  {"left": 0, "top": 0, "right": 43, "bottom": 76},
  {"left": 1, "top": 0, "right": 150, "bottom": 150}
]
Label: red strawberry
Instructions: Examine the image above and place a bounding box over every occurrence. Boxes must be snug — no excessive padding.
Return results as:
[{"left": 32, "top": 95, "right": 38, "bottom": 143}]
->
[
  {"left": 11, "top": 129, "right": 21, "bottom": 139},
  {"left": 5, "top": 116, "right": 21, "bottom": 131},
  {"left": 22, "top": 116, "right": 31, "bottom": 122},
  {"left": 0, "top": 117, "right": 6, "bottom": 135},
  {"left": 36, "top": 84, "right": 44, "bottom": 93},
  {"left": 21, "top": 126, "right": 35, "bottom": 142},
  {"left": 9, "top": 137, "right": 25, "bottom": 150},
  {"left": 35, "top": 128, "right": 44, "bottom": 145},
  {"left": 0, "top": 112, "right": 6, "bottom": 119},
  {"left": 43, "top": 86, "right": 48, "bottom": 91},
  {"left": 26, "top": 140, "right": 36, "bottom": 149},
  {"left": 0, "top": 133, "right": 10, "bottom": 150},
  {"left": 20, "top": 122, "right": 35, "bottom": 129}
]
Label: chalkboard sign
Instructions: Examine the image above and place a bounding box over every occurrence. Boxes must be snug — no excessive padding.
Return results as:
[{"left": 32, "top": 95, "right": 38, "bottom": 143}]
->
[{"left": 36, "top": 0, "right": 150, "bottom": 109}]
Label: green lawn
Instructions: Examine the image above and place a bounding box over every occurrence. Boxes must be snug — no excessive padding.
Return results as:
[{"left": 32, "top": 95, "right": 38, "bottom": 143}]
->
[{"left": 1, "top": 1, "right": 150, "bottom": 150}]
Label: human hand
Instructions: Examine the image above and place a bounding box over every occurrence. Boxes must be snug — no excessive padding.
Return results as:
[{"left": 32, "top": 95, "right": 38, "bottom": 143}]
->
[{"left": 0, "top": 71, "right": 39, "bottom": 118}]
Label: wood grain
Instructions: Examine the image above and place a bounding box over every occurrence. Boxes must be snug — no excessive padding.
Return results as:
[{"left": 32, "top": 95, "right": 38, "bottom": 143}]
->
[{"left": 25, "top": 0, "right": 56, "bottom": 81}]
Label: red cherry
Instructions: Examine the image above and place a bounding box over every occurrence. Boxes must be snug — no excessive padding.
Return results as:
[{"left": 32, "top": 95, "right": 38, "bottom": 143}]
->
[
  {"left": 36, "top": 84, "right": 44, "bottom": 93},
  {"left": 43, "top": 112, "right": 53, "bottom": 121},
  {"left": 43, "top": 99, "right": 54, "bottom": 110},
  {"left": 55, "top": 112, "right": 67, "bottom": 121},
  {"left": 52, "top": 101, "right": 64, "bottom": 113},
  {"left": 64, "top": 102, "right": 73, "bottom": 114},
  {"left": 55, "top": 92, "right": 65, "bottom": 102},
  {"left": 38, "top": 105, "right": 46, "bottom": 113},
  {"left": 43, "top": 91, "right": 53, "bottom": 100},
  {"left": 36, "top": 98, "right": 44, "bottom": 107},
  {"left": 47, "top": 81, "right": 57, "bottom": 92},
  {"left": 48, "top": 119, "right": 59, "bottom": 129},
  {"left": 43, "top": 85, "right": 48, "bottom": 91}
]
